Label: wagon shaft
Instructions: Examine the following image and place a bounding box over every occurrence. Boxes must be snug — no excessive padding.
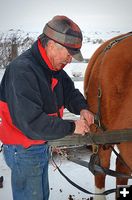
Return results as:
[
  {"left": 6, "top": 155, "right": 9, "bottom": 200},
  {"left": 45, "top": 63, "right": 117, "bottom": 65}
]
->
[{"left": 48, "top": 129, "right": 132, "bottom": 147}]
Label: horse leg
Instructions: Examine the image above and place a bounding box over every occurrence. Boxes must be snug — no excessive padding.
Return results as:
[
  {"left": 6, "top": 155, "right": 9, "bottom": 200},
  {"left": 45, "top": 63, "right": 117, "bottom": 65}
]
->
[
  {"left": 116, "top": 156, "right": 131, "bottom": 186},
  {"left": 116, "top": 144, "right": 132, "bottom": 186},
  {"left": 115, "top": 155, "right": 131, "bottom": 200},
  {"left": 94, "top": 174, "right": 106, "bottom": 200},
  {"left": 94, "top": 146, "right": 112, "bottom": 200}
]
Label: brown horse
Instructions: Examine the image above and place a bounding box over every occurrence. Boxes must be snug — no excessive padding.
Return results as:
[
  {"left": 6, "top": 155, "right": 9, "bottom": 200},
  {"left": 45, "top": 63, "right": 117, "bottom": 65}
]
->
[{"left": 84, "top": 32, "right": 132, "bottom": 200}]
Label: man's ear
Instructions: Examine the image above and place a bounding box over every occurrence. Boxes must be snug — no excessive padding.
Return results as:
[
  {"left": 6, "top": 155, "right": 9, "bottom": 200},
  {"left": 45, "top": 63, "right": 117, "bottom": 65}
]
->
[{"left": 47, "top": 40, "right": 55, "bottom": 50}]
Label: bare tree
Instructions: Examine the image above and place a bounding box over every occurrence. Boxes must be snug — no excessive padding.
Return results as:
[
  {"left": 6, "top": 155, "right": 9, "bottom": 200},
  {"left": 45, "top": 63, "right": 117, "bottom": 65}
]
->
[{"left": 0, "top": 29, "right": 35, "bottom": 68}]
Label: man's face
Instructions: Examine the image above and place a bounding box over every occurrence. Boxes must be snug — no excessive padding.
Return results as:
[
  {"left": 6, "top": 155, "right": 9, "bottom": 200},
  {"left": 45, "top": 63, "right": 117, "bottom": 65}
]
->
[{"left": 46, "top": 40, "right": 72, "bottom": 70}]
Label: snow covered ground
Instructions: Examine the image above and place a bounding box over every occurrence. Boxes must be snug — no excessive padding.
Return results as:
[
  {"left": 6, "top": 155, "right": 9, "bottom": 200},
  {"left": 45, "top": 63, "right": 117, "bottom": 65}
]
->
[{"left": 0, "top": 144, "right": 131, "bottom": 200}]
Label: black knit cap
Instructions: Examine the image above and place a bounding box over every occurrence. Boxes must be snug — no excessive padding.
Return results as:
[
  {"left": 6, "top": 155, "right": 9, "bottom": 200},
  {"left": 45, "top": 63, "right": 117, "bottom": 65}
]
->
[{"left": 40, "top": 15, "right": 84, "bottom": 61}]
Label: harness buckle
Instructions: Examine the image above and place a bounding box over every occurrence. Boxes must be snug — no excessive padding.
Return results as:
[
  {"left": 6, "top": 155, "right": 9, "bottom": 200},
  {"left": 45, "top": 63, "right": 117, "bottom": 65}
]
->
[{"left": 92, "top": 144, "right": 99, "bottom": 154}]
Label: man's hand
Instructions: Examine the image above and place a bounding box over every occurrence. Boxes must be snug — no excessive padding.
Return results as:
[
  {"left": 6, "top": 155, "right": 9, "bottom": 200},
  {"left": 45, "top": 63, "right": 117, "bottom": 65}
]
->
[
  {"left": 74, "top": 119, "right": 89, "bottom": 135},
  {"left": 80, "top": 109, "right": 94, "bottom": 127}
]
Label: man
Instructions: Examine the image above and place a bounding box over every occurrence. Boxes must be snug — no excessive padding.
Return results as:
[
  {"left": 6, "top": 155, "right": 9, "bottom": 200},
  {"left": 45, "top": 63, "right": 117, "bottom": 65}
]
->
[{"left": 0, "top": 15, "right": 94, "bottom": 200}]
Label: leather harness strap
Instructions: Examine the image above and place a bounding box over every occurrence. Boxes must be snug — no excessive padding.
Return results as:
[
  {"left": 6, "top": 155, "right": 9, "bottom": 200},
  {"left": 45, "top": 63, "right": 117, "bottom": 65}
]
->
[{"left": 51, "top": 150, "right": 116, "bottom": 196}]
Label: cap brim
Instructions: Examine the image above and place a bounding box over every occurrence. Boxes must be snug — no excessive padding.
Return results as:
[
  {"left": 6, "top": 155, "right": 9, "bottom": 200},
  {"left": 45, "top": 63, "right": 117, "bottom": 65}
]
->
[
  {"left": 39, "top": 33, "right": 84, "bottom": 61},
  {"left": 68, "top": 49, "right": 84, "bottom": 62}
]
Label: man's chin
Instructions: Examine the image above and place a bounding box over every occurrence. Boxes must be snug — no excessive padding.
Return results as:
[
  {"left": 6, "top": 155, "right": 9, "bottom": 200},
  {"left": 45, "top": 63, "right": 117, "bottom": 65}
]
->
[{"left": 54, "top": 64, "right": 66, "bottom": 71}]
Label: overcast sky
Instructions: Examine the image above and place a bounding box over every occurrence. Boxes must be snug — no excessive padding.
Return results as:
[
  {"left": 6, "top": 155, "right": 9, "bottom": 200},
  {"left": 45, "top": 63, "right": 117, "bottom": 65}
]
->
[{"left": 0, "top": 0, "right": 131, "bottom": 33}]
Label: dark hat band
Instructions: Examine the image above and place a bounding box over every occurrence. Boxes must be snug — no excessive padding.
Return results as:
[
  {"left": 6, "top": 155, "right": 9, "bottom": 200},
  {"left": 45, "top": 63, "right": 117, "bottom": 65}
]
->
[{"left": 43, "top": 24, "right": 82, "bottom": 49}]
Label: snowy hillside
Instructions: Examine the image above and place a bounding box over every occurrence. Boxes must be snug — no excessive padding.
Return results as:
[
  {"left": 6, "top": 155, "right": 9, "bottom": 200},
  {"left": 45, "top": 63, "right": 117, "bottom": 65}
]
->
[
  {"left": 0, "top": 29, "right": 126, "bottom": 79},
  {"left": 0, "top": 29, "right": 125, "bottom": 63}
]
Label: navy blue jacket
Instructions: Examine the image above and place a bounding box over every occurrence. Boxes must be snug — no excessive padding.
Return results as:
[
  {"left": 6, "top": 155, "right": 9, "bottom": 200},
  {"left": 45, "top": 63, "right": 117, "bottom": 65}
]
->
[{"left": 0, "top": 40, "right": 88, "bottom": 145}]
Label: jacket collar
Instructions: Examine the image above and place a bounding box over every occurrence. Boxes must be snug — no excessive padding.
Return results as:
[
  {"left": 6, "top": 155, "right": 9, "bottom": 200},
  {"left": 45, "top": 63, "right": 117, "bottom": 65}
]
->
[{"left": 37, "top": 39, "right": 58, "bottom": 71}]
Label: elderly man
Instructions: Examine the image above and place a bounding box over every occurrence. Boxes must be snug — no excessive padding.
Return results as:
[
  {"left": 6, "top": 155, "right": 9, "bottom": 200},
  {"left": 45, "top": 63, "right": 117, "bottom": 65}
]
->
[{"left": 0, "top": 15, "right": 94, "bottom": 200}]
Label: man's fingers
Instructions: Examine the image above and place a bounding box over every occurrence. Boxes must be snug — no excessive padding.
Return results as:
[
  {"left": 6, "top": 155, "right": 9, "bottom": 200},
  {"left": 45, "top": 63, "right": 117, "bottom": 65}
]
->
[{"left": 80, "top": 115, "right": 84, "bottom": 120}]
